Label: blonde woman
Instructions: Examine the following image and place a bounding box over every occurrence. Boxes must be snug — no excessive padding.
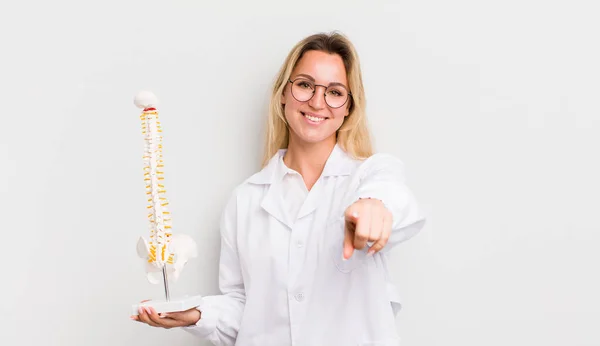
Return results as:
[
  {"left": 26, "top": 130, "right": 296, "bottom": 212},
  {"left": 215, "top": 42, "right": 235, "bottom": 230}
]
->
[{"left": 133, "top": 32, "right": 426, "bottom": 346}]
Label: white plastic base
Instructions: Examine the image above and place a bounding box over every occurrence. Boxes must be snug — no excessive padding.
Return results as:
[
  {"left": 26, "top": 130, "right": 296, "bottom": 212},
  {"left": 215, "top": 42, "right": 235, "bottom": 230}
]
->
[{"left": 131, "top": 295, "right": 203, "bottom": 315}]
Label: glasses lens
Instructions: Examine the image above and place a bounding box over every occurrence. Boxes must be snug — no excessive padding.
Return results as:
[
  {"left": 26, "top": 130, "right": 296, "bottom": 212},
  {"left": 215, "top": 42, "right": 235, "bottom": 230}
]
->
[
  {"left": 324, "top": 86, "right": 348, "bottom": 108},
  {"left": 291, "top": 79, "right": 315, "bottom": 102}
]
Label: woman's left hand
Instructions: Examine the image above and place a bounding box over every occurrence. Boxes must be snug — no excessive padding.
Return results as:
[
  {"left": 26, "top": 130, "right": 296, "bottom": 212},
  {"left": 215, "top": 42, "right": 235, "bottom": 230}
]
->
[
  {"left": 131, "top": 300, "right": 201, "bottom": 329},
  {"left": 343, "top": 198, "right": 393, "bottom": 259}
]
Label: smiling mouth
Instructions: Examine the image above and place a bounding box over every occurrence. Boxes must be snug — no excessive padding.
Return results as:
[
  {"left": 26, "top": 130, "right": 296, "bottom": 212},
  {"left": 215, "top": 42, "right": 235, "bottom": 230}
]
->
[{"left": 301, "top": 112, "right": 327, "bottom": 122}]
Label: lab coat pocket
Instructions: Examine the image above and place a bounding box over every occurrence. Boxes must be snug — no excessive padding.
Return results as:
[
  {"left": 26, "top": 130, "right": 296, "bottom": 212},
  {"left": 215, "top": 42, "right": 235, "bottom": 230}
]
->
[{"left": 328, "top": 216, "right": 367, "bottom": 273}]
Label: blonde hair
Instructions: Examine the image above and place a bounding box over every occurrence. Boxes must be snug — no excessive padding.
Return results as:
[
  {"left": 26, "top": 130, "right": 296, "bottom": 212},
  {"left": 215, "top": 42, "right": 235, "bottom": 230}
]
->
[{"left": 261, "top": 31, "right": 373, "bottom": 167}]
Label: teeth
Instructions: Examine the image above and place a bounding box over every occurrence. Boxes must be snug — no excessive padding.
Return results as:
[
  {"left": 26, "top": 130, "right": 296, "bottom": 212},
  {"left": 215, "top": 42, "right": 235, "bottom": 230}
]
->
[{"left": 304, "top": 114, "right": 325, "bottom": 122}]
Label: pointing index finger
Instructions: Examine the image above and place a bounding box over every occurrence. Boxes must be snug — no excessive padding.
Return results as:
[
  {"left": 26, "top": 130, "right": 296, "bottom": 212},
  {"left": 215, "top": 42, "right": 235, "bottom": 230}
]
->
[{"left": 343, "top": 212, "right": 357, "bottom": 260}]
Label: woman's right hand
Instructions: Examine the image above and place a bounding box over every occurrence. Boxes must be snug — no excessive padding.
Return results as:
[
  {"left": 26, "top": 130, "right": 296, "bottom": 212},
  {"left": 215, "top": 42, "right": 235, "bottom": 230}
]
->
[{"left": 130, "top": 300, "right": 201, "bottom": 329}]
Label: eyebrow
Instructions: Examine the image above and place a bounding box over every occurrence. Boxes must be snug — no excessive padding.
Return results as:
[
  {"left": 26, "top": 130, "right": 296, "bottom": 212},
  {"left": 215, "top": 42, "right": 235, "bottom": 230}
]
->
[{"left": 293, "top": 73, "right": 349, "bottom": 89}]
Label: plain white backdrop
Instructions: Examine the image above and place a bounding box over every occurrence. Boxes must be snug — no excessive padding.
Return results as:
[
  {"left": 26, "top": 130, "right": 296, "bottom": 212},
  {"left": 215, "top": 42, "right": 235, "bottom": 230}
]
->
[{"left": 1, "top": 0, "right": 599, "bottom": 345}]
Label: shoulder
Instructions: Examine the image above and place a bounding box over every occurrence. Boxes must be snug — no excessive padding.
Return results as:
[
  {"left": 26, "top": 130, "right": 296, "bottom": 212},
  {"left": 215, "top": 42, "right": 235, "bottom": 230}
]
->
[
  {"left": 221, "top": 174, "right": 265, "bottom": 209},
  {"left": 221, "top": 150, "right": 282, "bottom": 208},
  {"left": 353, "top": 152, "right": 407, "bottom": 178},
  {"left": 333, "top": 143, "right": 406, "bottom": 174}
]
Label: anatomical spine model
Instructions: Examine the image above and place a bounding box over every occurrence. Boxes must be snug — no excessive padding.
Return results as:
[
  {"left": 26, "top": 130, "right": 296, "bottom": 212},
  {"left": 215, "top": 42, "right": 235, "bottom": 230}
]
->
[{"left": 134, "top": 91, "right": 197, "bottom": 288}]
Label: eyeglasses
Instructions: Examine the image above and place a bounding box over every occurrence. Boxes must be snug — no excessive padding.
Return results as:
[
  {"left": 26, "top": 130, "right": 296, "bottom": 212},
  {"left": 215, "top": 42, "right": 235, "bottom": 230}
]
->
[{"left": 288, "top": 77, "right": 352, "bottom": 109}]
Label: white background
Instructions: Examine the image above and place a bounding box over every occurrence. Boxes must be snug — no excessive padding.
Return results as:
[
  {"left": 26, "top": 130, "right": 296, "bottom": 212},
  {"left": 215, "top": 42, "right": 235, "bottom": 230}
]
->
[{"left": 1, "top": 1, "right": 599, "bottom": 345}]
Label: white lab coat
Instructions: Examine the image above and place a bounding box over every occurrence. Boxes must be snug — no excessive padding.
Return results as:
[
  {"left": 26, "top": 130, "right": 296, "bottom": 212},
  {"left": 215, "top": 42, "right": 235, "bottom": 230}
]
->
[{"left": 183, "top": 144, "right": 426, "bottom": 346}]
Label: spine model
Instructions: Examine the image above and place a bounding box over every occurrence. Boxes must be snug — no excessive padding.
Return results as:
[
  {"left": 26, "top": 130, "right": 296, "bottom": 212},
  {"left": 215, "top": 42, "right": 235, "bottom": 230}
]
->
[
  {"left": 135, "top": 91, "right": 174, "bottom": 270},
  {"left": 134, "top": 91, "right": 197, "bottom": 287}
]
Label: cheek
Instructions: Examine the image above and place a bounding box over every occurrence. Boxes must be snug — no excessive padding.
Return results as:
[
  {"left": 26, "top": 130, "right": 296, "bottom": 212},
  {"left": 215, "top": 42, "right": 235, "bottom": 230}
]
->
[
  {"left": 331, "top": 108, "right": 348, "bottom": 121},
  {"left": 283, "top": 95, "right": 302, "bottom": 115},
  {"left": 282, "top": 86, "right": 298, "bottom": 107}
]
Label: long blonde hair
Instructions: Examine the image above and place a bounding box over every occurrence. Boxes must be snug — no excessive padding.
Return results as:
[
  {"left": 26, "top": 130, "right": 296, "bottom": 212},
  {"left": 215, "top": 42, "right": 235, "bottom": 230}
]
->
[{"left": 261, "top": 31, "right": 373, "bottom": 167}]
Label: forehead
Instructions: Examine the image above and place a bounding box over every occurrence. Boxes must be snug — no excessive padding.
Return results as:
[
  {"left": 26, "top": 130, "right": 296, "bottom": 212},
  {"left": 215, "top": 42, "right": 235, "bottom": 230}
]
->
[{"left": 292, "top": 50, "right": 348, "bottom": 85}]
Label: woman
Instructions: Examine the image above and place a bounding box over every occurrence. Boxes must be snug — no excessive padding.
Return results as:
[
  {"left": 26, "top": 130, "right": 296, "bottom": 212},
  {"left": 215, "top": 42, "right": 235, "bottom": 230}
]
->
[{"left": 132, "top": 32, "right": 426, "bottom": 346}]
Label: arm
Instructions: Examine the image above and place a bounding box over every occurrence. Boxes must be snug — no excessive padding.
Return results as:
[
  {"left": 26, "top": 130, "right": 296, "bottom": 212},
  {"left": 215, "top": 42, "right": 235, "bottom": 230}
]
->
[
  {"left": 183, "top": 192, "right": 245, "bottom": 345},
  {"left": 346, "top": 153, "right": 426, "bottom": 254}
]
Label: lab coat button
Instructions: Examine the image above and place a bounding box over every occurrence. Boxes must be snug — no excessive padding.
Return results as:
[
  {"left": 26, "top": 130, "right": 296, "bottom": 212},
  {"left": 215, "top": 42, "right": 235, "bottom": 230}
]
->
[{"left": 294, "top": 293, "right": 305, "bottom": 302}]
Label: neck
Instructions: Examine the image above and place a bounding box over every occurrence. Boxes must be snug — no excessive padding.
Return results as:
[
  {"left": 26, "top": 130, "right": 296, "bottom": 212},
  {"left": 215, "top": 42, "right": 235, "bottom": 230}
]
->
[{"left": 283, "top": 135, "right": 336, "bottom": 190}]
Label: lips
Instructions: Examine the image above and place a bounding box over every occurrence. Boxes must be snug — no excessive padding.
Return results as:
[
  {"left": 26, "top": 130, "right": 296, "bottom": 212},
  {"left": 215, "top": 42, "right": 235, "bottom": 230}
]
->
[{"left": 301, "top": 111, "right": 327, "bottom": 123}]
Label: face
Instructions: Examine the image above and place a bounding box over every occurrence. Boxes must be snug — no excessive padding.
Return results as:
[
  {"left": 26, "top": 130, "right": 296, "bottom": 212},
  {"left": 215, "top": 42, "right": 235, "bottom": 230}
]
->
[{"left": 282, "top": 50, "right": 351, "bottom": 147}]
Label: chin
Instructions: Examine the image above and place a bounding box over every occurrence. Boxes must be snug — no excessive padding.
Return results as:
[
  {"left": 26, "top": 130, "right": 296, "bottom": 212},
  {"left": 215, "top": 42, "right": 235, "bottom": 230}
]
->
[
  {"left": 291, "top": 130, "right": 337, "bottom": 146},
  {"left": 301, "top": 137, "right": 329, "bottom": 144}
]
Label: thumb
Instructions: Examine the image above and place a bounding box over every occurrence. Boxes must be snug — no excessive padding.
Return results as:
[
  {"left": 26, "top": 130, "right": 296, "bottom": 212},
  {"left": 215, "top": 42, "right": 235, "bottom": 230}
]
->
[
  {"left": 345, "top": 207, "right": 359, "bottom": 223},
  {"left": 161, "top": 310, "right": 189, "bottom": 320},
  {"left": 158, "top": 311, "right": 192, "bottom": 327}
]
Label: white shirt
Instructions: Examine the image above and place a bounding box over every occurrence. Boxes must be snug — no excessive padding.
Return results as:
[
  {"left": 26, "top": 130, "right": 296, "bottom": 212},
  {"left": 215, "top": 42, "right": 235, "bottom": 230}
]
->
[
  {"left": 280, "top": 162, "right": 309, "bottom": 221},
  {"left": 183, "top": 144, "right": 426, "bottom": 346}
]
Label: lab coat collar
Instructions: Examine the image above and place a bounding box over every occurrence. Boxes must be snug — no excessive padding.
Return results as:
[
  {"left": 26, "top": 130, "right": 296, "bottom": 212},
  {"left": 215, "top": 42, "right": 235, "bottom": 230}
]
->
[
  {"left": 249, "top": 143, "right": 355, "bottom": 228},
  {"left": 248, "top": 143, "right": 354, "bottom": 185}
]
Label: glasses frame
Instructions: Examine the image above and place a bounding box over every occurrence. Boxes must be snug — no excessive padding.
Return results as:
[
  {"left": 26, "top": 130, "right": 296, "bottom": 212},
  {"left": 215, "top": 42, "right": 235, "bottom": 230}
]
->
[{"left": 287, "top": 77, "right": 353, "bottom": 109}]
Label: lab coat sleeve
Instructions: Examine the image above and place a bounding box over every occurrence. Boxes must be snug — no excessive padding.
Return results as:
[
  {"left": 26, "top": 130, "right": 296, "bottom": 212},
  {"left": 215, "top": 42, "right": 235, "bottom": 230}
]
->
[
  {"left": 182, "top": 192, "right": 245, "bottom": 345},
  {"left": 352, "top": 153, "right": 426, "bottom": 252}
]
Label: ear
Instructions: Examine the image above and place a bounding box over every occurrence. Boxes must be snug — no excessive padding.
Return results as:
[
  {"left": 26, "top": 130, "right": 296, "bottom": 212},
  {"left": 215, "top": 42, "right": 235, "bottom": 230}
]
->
[
  {"left": 281, "top": 86, "right": 287, "bottom": 105},
  {"left": 344, "top": 99, "right": 353, "bottom": 117}
]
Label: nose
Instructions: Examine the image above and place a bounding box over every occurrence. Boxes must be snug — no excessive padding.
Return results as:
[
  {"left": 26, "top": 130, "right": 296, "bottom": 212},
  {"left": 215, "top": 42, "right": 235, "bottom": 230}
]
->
[{"left": 308, "top": 85, "right": 327, "bottom": 110}]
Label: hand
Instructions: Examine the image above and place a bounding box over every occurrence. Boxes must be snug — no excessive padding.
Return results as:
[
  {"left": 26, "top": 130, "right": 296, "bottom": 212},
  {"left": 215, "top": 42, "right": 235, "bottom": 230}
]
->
[
  {"left": 343, "top": 198, "right": 392, "bottom": 260},
  {"left": 130, "top": 300, "right": 201, "bottom": 329}
]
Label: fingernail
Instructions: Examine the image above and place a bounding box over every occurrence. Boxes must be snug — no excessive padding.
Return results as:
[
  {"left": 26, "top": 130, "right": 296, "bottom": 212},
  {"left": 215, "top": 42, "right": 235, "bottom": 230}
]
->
[
  {"left": 159, "top": 313, "right": 169, "bottom": 319},
  {"left": 138, "top": 307, "right": 144, "bottom": 315},
  {"left": 367, "top": 249, "right": 375, "bottom": 256},
  {"left": 145, "top": 307, "right": 152, "bottom": 314},
  {"left": 352, "top": 212, "right": 359, "bottom": 218},
  {"left": 342, "top": 254, "right": 347, "bottom": 261}
]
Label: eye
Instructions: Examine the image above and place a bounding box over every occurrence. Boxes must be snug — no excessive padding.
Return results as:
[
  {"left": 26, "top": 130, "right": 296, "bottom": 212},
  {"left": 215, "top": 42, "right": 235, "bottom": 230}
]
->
[
  {"left": 298, "top": 81, "right": 312, "bottom": 89},
  {"left": 327, "top": 88, "right": 344, "bottom": 97}
]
